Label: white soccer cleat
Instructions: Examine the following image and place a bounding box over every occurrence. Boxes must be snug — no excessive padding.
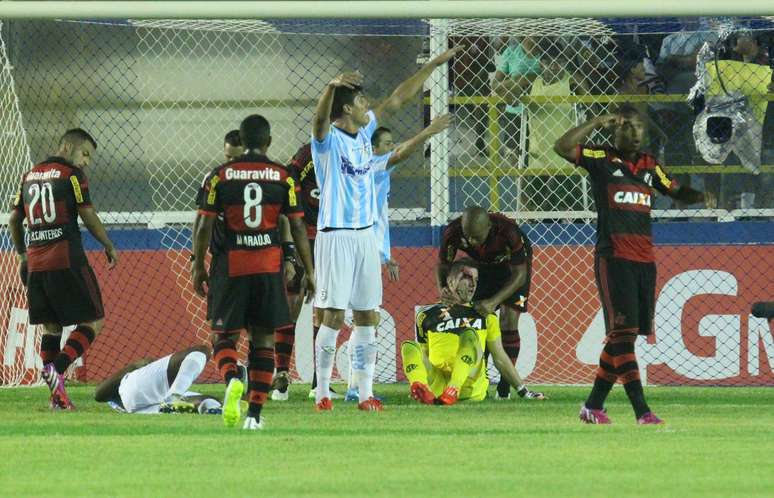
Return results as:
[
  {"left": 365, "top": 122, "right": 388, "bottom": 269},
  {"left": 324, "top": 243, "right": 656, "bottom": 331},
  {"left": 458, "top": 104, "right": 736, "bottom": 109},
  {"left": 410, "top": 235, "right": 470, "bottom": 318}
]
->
[
  {"left": 271, "top": 389, "right": 289, "bottom": 401},
  {"left": 242, "top": 416, "right": 265, "bottom": 431}
]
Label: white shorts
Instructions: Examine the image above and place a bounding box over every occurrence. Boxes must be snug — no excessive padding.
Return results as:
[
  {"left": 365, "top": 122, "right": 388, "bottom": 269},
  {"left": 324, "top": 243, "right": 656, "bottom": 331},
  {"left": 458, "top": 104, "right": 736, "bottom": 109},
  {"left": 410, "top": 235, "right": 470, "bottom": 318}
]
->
[
  {"left": 119, "top": 355, "right": 172, "bottom": 414},
  {"left": 314, "top": 227, "right": 382, "bottom": 311}
]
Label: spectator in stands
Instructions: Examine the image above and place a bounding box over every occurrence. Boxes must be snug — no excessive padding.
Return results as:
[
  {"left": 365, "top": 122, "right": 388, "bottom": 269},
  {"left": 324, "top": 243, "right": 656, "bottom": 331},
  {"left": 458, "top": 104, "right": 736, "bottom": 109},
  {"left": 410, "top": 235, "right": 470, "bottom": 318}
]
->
[
  {"left": 492, "top": 36, "right": 541, "bottom": 167},
  {"left": 525, "top": 41, "right": 584, "bottom": 212}
]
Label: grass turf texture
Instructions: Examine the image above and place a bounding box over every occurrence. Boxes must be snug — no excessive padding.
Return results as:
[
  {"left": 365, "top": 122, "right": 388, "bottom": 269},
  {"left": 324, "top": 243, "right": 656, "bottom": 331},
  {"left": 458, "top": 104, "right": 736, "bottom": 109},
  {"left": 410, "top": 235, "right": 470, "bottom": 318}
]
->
[{"left": 1, "top": 385, "right": 773, "bottom": 497}]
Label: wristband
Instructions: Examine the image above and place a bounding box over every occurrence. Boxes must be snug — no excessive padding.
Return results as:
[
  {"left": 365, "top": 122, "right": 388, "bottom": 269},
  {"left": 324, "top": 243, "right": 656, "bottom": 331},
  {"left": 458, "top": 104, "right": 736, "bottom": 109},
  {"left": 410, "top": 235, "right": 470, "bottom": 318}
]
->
[{"left": 282, "top": 242, "right": 297, "bottom": 261}]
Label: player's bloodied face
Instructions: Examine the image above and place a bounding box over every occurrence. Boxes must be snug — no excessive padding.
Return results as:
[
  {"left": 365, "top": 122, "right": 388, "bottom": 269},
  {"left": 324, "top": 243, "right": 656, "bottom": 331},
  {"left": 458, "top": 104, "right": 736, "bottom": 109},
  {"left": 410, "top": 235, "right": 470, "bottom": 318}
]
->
[
  {"left": 447, "top": 266, "right": 479, "bottom": 303},
  {"left": 614, "top": 114, "right": 646, "bottom": 152}
]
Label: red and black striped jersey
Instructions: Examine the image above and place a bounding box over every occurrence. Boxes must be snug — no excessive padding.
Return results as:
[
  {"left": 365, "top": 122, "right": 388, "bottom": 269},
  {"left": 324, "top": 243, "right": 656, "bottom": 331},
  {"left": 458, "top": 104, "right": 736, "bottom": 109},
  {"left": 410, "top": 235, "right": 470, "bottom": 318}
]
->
[
  {"left": 575, "top": 144, "right": 678, "bottom": 263},
  {"left": 287, "top": 143, "right": 318, "bottom": 239},
  {"left": 11, "top": 157, "right": 92, "bottom": 272},
  {"left": 439, "top": 213, "right": 531, "bottom": 266},
  {"left": 198, "top": 153, "right": 303, "bottom": 277}
]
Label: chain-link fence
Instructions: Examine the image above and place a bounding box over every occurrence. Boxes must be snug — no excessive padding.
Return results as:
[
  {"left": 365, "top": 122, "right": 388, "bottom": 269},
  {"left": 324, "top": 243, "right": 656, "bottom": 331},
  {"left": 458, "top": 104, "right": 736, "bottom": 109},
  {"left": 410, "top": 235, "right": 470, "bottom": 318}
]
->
[{"left": 1, "top": 18, "right": 772, "bottom": 386}]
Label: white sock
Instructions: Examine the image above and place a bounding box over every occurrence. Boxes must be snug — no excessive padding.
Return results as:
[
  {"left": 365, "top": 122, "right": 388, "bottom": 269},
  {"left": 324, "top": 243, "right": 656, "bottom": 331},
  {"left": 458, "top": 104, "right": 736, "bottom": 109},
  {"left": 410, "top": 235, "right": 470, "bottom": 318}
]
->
[
  {"left": 351, "top": 326, "right": 377, "bottom": 401},
  {"left": 315, "top": 325, "right": 339, "bottom": 403},
  {"left": 347, "top": 340, "right": 356, "bottom": 391},
  {"left": 167, "top": 351, "right": 207, "bottom": 399}
]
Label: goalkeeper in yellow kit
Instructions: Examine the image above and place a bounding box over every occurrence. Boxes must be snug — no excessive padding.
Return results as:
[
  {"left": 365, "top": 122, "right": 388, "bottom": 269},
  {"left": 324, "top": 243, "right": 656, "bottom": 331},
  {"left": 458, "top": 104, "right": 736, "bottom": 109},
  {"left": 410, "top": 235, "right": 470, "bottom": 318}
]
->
[{"left": 402, "top": 259, "right": 545, "bottom": 405}]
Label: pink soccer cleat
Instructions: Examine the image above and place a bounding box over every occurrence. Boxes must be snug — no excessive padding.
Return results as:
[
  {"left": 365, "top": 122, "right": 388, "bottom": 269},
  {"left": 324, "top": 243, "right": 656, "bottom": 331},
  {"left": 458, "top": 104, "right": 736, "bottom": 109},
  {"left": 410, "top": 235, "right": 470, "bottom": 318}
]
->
[
  {"left": 579, "top": 405, "right": 611, "bottom": 424},
  {"left": 637, "top": 412, "right": 664, "bottom": 425}
]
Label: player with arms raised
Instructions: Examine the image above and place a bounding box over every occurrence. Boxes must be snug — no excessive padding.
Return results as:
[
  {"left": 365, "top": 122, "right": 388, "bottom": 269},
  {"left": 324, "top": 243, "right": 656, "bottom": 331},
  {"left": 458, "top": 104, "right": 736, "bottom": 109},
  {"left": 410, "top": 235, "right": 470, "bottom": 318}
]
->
[
  {"left": 311, "top": 46, "right": 462, "bottom": 412},
  {"left": 437, "top": 205, "right": 532, "bottom": 399},
  {"left": 8, "top": 128, "right": 118, "bottom": 410},
  {"left": 554, "top": 104, "right": 712, "bottom": 424},
  {"left": 403, "top": 259, "right": 544, "bottom": 404},
  {"left": 192, "top": 115, "right": 314, "bottom": 430}
]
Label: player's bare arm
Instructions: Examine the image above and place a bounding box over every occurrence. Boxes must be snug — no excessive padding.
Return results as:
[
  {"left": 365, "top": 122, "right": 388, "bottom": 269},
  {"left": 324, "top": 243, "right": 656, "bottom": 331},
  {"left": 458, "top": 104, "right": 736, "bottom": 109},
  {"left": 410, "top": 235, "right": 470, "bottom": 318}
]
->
[
  {"left": 94, "top": 358, "right": 153, "bottom": 402},
  {"left": 192, "top": 213, "right": 214, "bottom": 297},
  {"left": 8, "top": 208, "right": 27, "bottom": 280},
  {"left": 279, "top": 215, "right": 296, "bottom": 282},
  {"left": 78, "top": 206, "right": 118, "bottom": 268},
  {"left": 487, "top": 336, "right": 545, "bottom": 400},
  {"left": 474, "top": 262, "right": 527, "bottom": 317},
  {"left": 389, "top": 114, "right": 452, "bottom": 165},
  {"left": 288, "top": 216, "right": 315, "bottom": 301},
  {"left": 312, "top": 71, "right": 364, "bottom": 141},
  {"left": 373, "top": 46, "right": 463, "bottom": 121},
  {"left": 553, "top": 113, "right": 619, "bottom": 162}
]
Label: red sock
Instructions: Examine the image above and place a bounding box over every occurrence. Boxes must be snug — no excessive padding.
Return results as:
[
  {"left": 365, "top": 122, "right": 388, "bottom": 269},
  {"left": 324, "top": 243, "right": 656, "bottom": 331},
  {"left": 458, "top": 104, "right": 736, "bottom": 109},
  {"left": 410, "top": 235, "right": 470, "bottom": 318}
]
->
[
  {"left": 213, "top": 337, "right": 239, "bottom": 383},
  {"left": 248, "top": 345, "right": 274, "bottom": 418},
  {"left": 54, "top": 326, "right": 95, "bottom": 375},
  {"left": 274, "top": 324, "right": 295, "bottom": 373},
  {"left": 40, "top": 334, "right": 60, "bottom": 365}
]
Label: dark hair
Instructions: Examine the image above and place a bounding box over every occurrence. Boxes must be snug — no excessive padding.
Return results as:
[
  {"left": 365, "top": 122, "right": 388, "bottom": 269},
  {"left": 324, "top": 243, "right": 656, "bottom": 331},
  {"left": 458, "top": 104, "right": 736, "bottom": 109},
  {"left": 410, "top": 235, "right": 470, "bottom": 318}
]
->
[
  {"left": 239, "top": 115, "right": 271, "bottom": 149},
  {"left": 330, "top": 85, "right": 363, "bottom": 120},
  {"left": 371, "top": 127, "right": 391, "bottom": 147},
  {"left": 616, "top": 103, "right": 643, "bottom": 120},
  {"left": 60, "top": 128, "right": 97, "bottom": 150},
  {"left": 224, "top": 129, "right": 241, "bottom": 147},
  {"left": 449, "top": 258, "right": 478, "bottom": 277}
]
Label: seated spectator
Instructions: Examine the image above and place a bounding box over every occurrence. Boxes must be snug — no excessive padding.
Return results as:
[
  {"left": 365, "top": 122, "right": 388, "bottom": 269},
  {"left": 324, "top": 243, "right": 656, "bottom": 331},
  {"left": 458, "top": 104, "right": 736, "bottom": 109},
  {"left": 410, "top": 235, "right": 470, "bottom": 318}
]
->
[{"left": 492, "top": 36, "right": 541, "bottom": 167}]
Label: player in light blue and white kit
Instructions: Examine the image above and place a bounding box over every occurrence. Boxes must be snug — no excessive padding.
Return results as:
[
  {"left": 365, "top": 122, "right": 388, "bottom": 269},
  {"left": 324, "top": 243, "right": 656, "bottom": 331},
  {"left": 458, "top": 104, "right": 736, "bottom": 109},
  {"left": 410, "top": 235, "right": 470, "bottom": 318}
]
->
[
  {"left": 311, "top": 47, "right": 461, "bottom": 411},
  {"left": 344, "top": 117, "right": 452, "bottom": 402}
]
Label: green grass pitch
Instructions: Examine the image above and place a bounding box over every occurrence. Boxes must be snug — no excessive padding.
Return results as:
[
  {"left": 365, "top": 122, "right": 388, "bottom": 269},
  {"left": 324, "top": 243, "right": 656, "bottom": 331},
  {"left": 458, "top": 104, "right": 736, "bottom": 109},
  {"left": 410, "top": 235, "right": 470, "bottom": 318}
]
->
[{"left": 1, "top": 384, "right": 773, "bottom": 497}]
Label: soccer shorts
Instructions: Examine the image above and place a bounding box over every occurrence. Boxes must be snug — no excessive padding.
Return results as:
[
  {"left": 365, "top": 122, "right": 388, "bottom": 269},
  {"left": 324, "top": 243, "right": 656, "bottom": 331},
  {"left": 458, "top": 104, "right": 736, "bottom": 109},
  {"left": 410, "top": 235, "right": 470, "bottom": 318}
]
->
[
  {"left": 594, "top": 254, "right": 656, "bottom": 336},
  {"left": 209, "top": 272, "right": 291, "bottom": 331},
  {"left": 473, "top": 261, "right": 532, "bottom": 312},
  {"left": 119, "top": 354, "right": 172, "bottom": 414},
  {"left": 427, "top": 361, "right": 489, "bottom": 402},
  {"left": 286, "top": 237, "right": 315, "bottom": 295},
  {"left": 314, "top": 227, "right": 382, "bottom": 311},
  {"left": 27, "top": 264, "right": 104, "bottom": 325}
]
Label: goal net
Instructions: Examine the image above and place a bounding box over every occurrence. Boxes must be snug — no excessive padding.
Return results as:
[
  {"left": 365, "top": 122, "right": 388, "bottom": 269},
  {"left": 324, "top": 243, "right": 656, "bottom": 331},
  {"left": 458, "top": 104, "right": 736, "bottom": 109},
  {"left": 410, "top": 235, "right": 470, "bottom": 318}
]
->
[{"left": 1, "top": 17, "right": 773, "bottom": 387}]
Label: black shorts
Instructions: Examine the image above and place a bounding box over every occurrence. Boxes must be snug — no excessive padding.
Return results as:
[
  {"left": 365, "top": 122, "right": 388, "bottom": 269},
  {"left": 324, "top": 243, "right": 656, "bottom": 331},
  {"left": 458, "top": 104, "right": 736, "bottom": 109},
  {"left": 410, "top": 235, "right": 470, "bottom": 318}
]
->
[
  {"left": 286, "top": 237, "right": 315, "bottom": 295},
  {"left": 594, "top": 255, "right": 656, "bottom": 336},
  {"left": 27, "top": 265, "right": 104, "bottom": 325},
  {"left": 209, "top": 272, "right": 291, "bottom": 331},
  {"left": 472, "top": 261, "right": 532, "bottom": 312},
  {"left": 206, "top": 253, "right": 226, "bottom": 321}
]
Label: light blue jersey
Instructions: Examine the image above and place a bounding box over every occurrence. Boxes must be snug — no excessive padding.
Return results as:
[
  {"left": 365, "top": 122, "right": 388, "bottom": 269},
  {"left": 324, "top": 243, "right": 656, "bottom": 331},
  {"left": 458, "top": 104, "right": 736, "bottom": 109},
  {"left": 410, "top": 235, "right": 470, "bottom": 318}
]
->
[
  {"left": 373, "top": 167, "right": 394, "bottom": 263},
  {"left": 312, "top": 111, "right": 392, "bottom": 229}
]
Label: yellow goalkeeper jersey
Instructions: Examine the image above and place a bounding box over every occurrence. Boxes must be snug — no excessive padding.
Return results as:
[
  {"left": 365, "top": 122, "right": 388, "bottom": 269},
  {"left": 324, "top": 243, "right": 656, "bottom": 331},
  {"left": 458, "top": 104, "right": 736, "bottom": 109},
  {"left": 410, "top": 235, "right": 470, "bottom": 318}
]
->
[{"left": 415, "top": 303, "right": 501, "bottom": 373}]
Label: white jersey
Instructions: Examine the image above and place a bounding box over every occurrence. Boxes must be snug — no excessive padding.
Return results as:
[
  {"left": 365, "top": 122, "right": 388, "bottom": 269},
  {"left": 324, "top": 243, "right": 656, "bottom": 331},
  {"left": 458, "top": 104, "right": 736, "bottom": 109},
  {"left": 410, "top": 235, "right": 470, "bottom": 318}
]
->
[
  {"left": 373, "top": 167, "right": 393, "bottom": 263},
  {"left": 312, "top": 110, "right": 392, "bottom": 229}
]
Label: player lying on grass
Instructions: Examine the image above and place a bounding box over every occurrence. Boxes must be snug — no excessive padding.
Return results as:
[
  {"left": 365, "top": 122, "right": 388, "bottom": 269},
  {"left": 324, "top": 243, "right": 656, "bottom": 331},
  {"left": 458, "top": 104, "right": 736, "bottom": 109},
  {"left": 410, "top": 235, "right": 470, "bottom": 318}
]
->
[
  {"left": 401, "top": 259, "right": 545, "bottom": 405},
  {"left": 94, "top": 345, "right": 222, "bottom": 414}
]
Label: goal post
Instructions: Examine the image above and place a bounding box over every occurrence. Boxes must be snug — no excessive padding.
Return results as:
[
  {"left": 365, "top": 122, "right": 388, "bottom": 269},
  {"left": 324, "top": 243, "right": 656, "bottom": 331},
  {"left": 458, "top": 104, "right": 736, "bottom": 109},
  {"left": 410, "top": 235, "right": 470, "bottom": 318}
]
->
[{"left": 1, "top": 14, "right": 773, "bottom": 387}]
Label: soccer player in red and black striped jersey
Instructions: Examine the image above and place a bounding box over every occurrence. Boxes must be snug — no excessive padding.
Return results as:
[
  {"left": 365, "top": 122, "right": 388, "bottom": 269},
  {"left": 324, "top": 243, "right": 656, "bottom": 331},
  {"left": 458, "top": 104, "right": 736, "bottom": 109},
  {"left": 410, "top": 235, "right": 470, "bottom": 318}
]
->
[
  {"left": 437, "top": 206, "right": 532, "bottom": 400},
  {"left": 192, "top": 115, "right": 314, "bottom": 430},
  {"left": 8, "top": 128, "right": 118, "bottom": 410},
  {"left": 555, "top": 104, "right": 711, "bottom": 425}
]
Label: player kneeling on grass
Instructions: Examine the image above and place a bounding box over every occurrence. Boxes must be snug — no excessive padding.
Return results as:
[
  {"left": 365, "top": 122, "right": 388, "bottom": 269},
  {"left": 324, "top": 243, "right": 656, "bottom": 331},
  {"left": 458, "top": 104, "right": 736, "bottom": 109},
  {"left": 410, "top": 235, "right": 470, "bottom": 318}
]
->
[
  {"left": 401, "top": 260, "right": 545, "bottom": 405},
  {"left": 94, "top": 345, "right": 223, "bottom": 414}
]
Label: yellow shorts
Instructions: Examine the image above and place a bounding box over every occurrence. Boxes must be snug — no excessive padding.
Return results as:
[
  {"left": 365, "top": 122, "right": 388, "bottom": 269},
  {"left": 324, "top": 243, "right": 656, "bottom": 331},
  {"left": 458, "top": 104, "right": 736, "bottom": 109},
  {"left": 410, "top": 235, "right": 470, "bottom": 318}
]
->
[{"left": 427, "top": 361, "right": 488, "bottom": 402}]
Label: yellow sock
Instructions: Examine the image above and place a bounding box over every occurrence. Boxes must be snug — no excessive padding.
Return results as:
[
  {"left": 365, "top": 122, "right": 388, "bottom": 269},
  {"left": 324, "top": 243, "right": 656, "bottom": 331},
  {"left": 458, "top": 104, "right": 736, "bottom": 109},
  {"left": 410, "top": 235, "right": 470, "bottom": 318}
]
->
[
  {"left": 449, "top": 330, "right": 478, "bottom": 389},
  {"left": 401, "top": 341, "right": 429, "bottom": 385}
]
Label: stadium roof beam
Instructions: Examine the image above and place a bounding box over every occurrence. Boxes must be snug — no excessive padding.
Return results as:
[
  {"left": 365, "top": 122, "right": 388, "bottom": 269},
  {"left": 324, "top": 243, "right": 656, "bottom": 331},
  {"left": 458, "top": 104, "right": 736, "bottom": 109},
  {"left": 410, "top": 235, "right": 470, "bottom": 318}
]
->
[{"left": 0, "top": 1, "right": 772, "bottom": 20}]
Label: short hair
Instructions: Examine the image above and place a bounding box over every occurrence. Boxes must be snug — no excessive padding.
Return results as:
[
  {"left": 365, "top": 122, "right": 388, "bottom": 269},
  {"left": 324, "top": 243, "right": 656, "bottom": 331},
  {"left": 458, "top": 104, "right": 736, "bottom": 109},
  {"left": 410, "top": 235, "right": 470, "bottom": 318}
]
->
[
  {"left": 371, "top": 127, "right": 391, "bottom": 147},
  {"left": 448, "top": 258, "right": 478, "bottom": 278},
  {"left": 239, "top": 115, "right": 271, "bottom": 149},
  {"left": 224, "top": 129, "right": 241, "bottom": 147},
  {"left": 330, "top": 85, "right": 363, "bottom": 120},
  {"left": 60, "top": 128, "right": 97, "bottom": 150},
  {"left": 616, "top": 103, "right": 643, "bottom": 120}
]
